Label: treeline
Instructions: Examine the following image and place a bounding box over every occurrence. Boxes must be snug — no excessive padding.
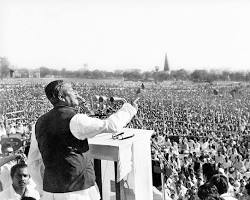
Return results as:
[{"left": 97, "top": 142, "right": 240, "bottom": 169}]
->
[
  {"left": 37, "top": 67, "right": 250, "bottom": 82},
  {"left": 1, "top": 57, "right": 250, "bottom": 82},
  {"left": 29, "top": 67, "right": 250, "bottom": 82}
]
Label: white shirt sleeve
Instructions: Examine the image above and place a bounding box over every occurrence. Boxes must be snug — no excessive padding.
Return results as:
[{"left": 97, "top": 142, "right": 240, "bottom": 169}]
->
[
  {"left": 70, "top": 103, "right": 137, "bottom": 140},
  {"left": 27, "top": 124, "right": 44, "bottom": 194}
]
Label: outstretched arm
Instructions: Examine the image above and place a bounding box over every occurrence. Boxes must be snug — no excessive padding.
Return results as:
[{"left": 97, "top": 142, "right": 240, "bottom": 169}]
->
[
  {"left": 0, "top": 154, "right": 18, "bottom": 167},
  {"left": 70, "top": 101, "right": 138, "bottom": 140}
]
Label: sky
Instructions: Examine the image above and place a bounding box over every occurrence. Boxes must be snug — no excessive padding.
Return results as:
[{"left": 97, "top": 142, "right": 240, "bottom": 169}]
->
[{"left": 1, "top": 0, "right": 250, "bottom": 72}]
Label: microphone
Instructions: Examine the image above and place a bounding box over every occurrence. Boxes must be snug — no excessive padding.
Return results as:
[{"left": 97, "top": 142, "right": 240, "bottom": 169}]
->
[
  {"left": 109, "top": 97, "right": 127, "bottom": 103},
  {"left": 93, "top": 95, "right": 126, "bottom": 103}
]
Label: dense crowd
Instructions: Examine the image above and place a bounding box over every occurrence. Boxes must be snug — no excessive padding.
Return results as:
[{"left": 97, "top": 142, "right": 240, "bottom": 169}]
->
[{"left": 0, "top": 78, "right": 250, "bottom": 200}]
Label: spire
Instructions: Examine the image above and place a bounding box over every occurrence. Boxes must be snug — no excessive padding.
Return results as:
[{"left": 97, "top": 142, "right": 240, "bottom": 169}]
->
[{"left": 164, "top": 53, "right": 170, "bottom": 72}]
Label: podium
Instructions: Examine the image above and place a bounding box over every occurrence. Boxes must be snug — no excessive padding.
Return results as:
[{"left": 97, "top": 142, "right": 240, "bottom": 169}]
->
[{"left": 88, "top": 128, "right": 153, "bottom": 200}]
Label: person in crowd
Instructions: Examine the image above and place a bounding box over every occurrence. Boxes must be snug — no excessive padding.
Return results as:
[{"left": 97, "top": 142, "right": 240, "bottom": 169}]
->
[
  {"left": 231, "top": 148, "right": 241, "bottom": 164},
  {"left": 239, "top": 182, "right": 250, "bottom": 200},
  {"left": 174, "top": 179, "right": 187, "bottom": 200},
  {"left": 0, "top": 120, "right": 7, "bottom": 154},
  {"left": 244, "top": 156, "right": 250, "bottom": 172},
  {"left": 202, "top": 163, "right": 217, "bottom": 183},
  {"left": 197, "top": 183, "right": 221, "bottom": 200},
  {"left": 28, "top": 80, "right": 139, "bottom": 200},
  {"left": 215, "top": 151, "right": 225, "bottom": 167},
  {"left": 0, "top": 121, "right": 7, "bottom": 137},
  {"left": 238, "top": 178, "right": 247, "bottom": 196},
  {"left": 0, "top": 145, "right": 19, "bottom": 190},
  {"left": 223, "top": 156, "right": 232, "bottom": 171},
  {"left": 0, "top": 162, "right": 40, "bottom": 200},
  {"left": 187, "top": 185, "right": 199, "bottom": 200},
  {"left": 209, "top": 174, "right": 237, "bottom": 200},
  {"left": 9, "top": 123, "right": 17, "bottom": 135},
  {"left": 234, "top": 155, "right": 246, "bottom": 173},
  {"left": 16, "top": 121, "right": 24, "bottom": 135}
]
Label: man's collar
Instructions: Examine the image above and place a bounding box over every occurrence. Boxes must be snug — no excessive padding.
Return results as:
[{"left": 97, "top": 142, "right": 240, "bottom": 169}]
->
[
  {"left": 10, "top": 184, "right": 22, "bottom": 198},
  {"left": 53, "top": 101, "right": 78, "bottom": 111},
  {"left": 53, "top": 101, "right": 68, "bottom": 108}
]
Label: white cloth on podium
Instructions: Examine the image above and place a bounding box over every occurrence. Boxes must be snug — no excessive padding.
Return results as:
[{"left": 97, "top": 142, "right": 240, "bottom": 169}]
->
[
  {"left": 117, "top": 144, "right": 133, "bottom": 181},
  {"left": 90, "top": 129, "right": 154, "bottom": 200}
]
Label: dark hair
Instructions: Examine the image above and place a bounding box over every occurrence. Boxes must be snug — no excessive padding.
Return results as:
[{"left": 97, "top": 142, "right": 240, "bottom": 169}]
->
[
  {"left": 209, "top": 174, "right": 228, "bottom": 195},
  {"left": 10, "top": 162, "right": 28, "bottom": 178},
  {"left": 21, "top": 197, "right": 36, "bottom": 200},
  {"left": 205, "top": 196, "right": 224, "bottom": 200},
  {"left": 202, "top": 163, "right": 217, "bottom": 181},
  {"left": 198, "top": 183, "right": 220, "bottom": 200},
  {"left": 44, "top": 80, "right": 64, "bottom": 105},
  {"left": 245, "top": 182, "right": 250, "bottom": 195}
]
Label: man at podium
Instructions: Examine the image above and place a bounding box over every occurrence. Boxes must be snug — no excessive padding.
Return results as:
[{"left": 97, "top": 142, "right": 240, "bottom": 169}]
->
[{"left": 27, "top": 80, "right": 139, "bottom": 200}]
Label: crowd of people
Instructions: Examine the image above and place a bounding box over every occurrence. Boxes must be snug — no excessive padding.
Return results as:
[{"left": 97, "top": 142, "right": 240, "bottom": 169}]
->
[{"left": 0, "top": 78, "right": 250, "bottom": 200}]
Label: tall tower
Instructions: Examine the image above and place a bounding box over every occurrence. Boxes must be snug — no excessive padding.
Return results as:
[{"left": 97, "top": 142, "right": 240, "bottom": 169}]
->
[{"left": 164, "top": 53, "right": 170, "bottom": 72}]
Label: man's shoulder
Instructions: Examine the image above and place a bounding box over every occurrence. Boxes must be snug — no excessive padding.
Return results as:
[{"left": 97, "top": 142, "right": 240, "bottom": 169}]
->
[
  {"left": 26, "top": 185, "right": 40, "bottom": 199},
  {"left": 0, "top": 186, "right": 14, "bottom": 199},
  {"left": 220, "top": 193, "right": 238, "bottom": 200},
  {"left": 36, "top": 110, "right": 51, "bottom": 122}
]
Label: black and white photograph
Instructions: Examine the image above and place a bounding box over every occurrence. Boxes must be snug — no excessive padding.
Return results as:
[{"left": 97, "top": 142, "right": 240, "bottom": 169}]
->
[{"left": 1, "top": 0, "right": 250, "bottom": 200}]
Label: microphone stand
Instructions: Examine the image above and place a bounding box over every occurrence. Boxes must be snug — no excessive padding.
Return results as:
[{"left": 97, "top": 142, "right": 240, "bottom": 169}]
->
[{"left": 152, "top": 139, "right": 169, "bottom": 200}]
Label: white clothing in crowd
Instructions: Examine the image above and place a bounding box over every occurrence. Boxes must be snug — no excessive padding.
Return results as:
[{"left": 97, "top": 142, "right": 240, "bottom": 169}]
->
[
  {"left": 16, "top": 123, "right": 24, "bottom": 134},
  {"left": 9, "top": 125, "right": 16, "bottom": 135},
  {"left": 0, "top": 126, "right": 6, "bottom": 138},
  {"left": 0, "top": 184, "right": 40, "bottom": 200}
]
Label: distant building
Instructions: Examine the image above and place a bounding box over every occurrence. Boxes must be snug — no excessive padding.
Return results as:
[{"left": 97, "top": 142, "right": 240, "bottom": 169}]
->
[
  {"left": 164, "top": 53, "right": 170, "bottom": 72},
  {"left": 9, "top": 69, "right": 15, "bottom": 78},
  {"left": 13, "top": 70, "right": 21, "bottom": 78},
  {"left": 28, "top": 69, "right": 40, "bottom": 78},
  {"left": 13, "top": 69, "right": 29, "bottom": 78}
]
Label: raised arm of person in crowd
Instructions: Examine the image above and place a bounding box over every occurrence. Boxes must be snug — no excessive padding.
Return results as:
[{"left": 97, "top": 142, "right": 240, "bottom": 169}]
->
[
  {"left": 69, "top": 98, "right": 139, "bottom": 140},
  {"left": 0, "top": 154, "right": 19, "bottom": 167}
]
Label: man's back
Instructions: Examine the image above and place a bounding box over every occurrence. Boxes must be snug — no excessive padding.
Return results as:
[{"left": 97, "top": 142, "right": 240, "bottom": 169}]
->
[{"left": 35, "top": 105, "right": 95, "bottom": 193}]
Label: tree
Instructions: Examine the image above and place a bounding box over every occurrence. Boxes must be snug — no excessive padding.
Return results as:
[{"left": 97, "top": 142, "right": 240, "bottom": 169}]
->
[
  {"left": 0, "top": 57, "right": 10, "bottom": 78},
  {"left": 18, "top": 68, "right": 29, "bottom": 78},
  {"left": 220, "top": 71, "right": 231, "bottom": 81},
  {"left": 142, "top": 71, "right": 153, "bottom": 81},
  {"left": 157, "top": 71, "right": 169, "bottom": 82},
  {"left": 170, "top": 69, "right": 189, "bottom": 80},
  {"left": 123, "top": 70, "right": 143, "bottom": 81},
  {"left": 190, "top": 70, "right": 208, "bottom": 82},
  {"left": 230, "top": 72, "right": 245, "bottom": 81},
  {"left": 246, "top": 72, "right": 250, "bottom": 82},
  {"left": 92, "top": 70, "right": 105, "bottom": 79},
  {"left": 39, "top": 66, "right": 51, "bottom": 78},
  {"left": 61, "top": 68, "right": 66, "bottom": 77},
  {"left": 114, "top": 70, "right": 124, "bottom": 78}
]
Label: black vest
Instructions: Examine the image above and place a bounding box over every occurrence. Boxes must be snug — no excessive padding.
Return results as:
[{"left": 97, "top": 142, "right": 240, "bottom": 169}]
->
[{"left": 35, "top": 104, "right": 95, "bottom": 193}]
